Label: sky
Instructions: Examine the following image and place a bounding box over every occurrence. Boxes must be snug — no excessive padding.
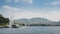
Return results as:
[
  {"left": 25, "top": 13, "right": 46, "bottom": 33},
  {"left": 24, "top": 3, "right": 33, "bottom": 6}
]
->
[{"left": 0, "top": 0, "right": 60, "bottom": 21}]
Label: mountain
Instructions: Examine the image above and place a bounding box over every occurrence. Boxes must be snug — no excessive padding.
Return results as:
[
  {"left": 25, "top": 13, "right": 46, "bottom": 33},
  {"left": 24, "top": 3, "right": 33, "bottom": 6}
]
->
[
  {"left": 51, "top": 21, "right": 60, "bottom": 25},
  {"left": 15, "top": 18, "right": 30, "bottom": 24},
  {"left": 15, "top": 17, "right": 55, "bottom": 24},
  {"left": 29, "top": 17, "right": 54, "bottom": 24}
]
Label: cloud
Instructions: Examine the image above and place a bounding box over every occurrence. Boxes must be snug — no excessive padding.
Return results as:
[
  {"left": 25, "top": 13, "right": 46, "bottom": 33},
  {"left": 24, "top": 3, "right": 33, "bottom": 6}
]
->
[
  {"left": 1, "top": 5, "right": 33, "bottom": 19},
  {"left": 6, "top": 0, "right": 32, "bottom": 4},
  {"left": 51, "top": 1, "right": 60, "bottom": 5},
  {"left": 1, "top": 5, "right": 60, "bottom": 21},
  {"left": 1, "top": 5, "right": 23, "bottom": 19},
  {"left": 44, "top": 10, "right": 60, "bottom": 21}
]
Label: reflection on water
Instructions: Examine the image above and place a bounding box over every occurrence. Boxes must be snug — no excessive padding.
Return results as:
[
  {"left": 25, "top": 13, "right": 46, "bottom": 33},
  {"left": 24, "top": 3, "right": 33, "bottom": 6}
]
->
[{"left": 0, "top": 26, "right": 60, "bottom": 34}]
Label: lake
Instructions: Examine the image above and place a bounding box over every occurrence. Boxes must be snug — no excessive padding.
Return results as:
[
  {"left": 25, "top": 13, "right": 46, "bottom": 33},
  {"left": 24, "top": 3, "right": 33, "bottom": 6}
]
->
[{"left": 0, "top": 26, "right": 60, "bottom": 34}]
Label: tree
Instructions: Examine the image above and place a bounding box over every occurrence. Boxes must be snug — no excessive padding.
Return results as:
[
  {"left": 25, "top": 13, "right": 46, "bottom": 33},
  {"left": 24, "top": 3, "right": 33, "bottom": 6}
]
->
[{"left": 0, "top": 14, "right": 10, "bottom": 26}]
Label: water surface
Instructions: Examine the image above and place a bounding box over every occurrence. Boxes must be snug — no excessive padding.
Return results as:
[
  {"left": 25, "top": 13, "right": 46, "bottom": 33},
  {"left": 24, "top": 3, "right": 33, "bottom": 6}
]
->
[{"left": 0, "top": 26, "right": 60, "bottom": 34}]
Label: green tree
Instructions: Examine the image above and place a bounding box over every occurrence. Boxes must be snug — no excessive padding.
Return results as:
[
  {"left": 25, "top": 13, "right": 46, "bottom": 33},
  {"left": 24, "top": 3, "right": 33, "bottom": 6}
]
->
[{"left": 0, "top": 14, "right": 10, "bottom": 26}]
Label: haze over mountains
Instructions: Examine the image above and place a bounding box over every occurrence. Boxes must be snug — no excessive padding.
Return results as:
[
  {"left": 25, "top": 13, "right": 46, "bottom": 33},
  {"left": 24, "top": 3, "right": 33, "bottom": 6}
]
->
[{"left": 15, "top": 17, "right": 60, "bottom": 25}]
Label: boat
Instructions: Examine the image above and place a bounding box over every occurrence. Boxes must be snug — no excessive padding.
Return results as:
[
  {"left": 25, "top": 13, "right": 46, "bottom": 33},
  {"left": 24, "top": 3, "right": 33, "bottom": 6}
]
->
[
  {"left": 11, "top": 24, "right": 19, "bottom": 28},
  {"left": 11, "top": 20, "right": 19, "bottom": 28}
]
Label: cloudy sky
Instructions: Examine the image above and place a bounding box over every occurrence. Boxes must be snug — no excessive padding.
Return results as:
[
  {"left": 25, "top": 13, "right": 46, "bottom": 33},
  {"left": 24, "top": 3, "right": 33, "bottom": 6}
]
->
[{"left": 0, "top": 0, "right": 60, "bottom": 21}]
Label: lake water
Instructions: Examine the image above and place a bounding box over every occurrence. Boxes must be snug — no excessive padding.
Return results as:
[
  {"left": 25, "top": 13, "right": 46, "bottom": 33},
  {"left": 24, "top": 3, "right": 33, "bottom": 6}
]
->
[{"left": 0, "top": 26, "right": 60, "bottom": 34}]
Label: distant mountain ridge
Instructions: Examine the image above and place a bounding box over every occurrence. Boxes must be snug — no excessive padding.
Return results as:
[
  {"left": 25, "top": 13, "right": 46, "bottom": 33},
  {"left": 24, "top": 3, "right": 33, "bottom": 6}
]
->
[{"left": 15, "top": 17, "right": 57, "bottom": 25}]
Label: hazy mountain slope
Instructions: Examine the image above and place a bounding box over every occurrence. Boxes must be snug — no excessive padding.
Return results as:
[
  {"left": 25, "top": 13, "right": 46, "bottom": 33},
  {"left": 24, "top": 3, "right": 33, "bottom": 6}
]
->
[{"left": 15, "top": 17, "right": 55, "bottom": 24}]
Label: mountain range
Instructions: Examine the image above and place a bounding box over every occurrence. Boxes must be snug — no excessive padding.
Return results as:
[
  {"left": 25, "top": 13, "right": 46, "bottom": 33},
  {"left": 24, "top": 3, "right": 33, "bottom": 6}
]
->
[{"left": 15, "top": 17, "right": 60, "bottom": 25}]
